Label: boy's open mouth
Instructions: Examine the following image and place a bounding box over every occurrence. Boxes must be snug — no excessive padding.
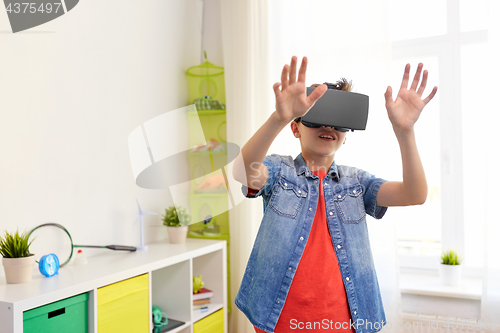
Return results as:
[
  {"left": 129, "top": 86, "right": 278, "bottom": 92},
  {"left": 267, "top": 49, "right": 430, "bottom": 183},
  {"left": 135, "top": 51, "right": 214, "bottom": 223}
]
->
[{"left": 319, "top": 132, "right": 337, "bottom": 140}]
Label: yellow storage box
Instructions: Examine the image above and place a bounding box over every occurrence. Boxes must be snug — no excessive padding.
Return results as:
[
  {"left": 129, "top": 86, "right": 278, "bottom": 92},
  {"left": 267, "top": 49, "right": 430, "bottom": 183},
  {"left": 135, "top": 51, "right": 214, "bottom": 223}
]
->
[
  {"left": 97, "top": 274, "right": 149, "bottom": 333},
  {"left": 193, "top": 309, "right": 224, "bottom": 333}
]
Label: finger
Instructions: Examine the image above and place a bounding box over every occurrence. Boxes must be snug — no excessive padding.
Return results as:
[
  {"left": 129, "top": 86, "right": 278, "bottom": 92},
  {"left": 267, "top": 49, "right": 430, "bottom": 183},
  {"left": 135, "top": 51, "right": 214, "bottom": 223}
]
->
[
  {"left": 297, "top": 57, "right": 308, "bottom": 83},
  {"left": 417, "top": 69, "right": 428, "bottom": 96},
  {"left": 289, "top": 56, "right": 297, "bottom": 84},
  {"left": 273, "top": 82, "right": 281, "bottom": 96},
  {"left": 423, "top": 86, "right": 438, "bottom": 105},
  {"left": 281, "top": 64, "right": 289, "bottom": 90},
  {"left": 410, "top": 63, "right": 423, "bottom": 91},
  {"left": 306, "top": 83, "right": 327, "bottom": 105},
  {"left": 399, "top": 63, "right": 411, "bottom": 91},
  {"left": 384, "top": 86, "right": 394, "bottom": 107}
]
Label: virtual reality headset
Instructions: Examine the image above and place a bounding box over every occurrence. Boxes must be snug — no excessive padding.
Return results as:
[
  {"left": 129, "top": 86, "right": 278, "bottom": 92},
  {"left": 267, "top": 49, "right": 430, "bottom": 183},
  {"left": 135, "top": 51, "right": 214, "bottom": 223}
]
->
[{"left": 301, "top": 86, "right": 369, "bottom": 131}]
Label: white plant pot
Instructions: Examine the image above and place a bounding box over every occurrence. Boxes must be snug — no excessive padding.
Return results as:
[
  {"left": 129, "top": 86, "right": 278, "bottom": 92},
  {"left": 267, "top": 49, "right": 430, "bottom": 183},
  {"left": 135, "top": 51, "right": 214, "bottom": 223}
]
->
[
  {"left": 2, "top": 254, "right": 35, "bottom": 284},
  {"left": 439, "top": 263, "right": 462, "bottom": 286},
  {"left": 167, "top": 226, "right": 188, "bottom": 244}
]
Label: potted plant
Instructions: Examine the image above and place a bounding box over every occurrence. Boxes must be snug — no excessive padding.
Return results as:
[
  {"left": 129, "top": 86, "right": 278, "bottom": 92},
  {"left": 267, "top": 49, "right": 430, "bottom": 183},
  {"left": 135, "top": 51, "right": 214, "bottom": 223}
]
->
[
  {"left": 162, "top": 206, "right": 191, "bottom": 244},
  {"left": 1, "top": 229, "right": 35, "bottom": 284},
  {"left": 439, "top": 249, "right": 463, "bottom": 286}
]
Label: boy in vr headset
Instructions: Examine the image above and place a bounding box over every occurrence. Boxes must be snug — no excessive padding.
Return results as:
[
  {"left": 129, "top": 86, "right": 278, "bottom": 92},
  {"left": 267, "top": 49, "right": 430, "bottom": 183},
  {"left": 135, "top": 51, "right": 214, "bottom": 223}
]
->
[{"left": 233, "top": 56, "right": 437, "bottom": 333}]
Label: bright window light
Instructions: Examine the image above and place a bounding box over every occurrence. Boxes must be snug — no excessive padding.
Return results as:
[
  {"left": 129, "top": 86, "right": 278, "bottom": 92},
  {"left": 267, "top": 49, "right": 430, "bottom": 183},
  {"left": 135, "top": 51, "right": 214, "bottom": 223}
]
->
[
  {"left": 460, "top": 0, "right": 488, "bottom": 32},
  {"left": 461, "top": 43, "right": 488, "bottom": 268},
  {"left": 391, "top": 58, "right": 442, "bottom": 257},
  {"left": 386, "top": 0, "right": 447, "bottom": 41}
]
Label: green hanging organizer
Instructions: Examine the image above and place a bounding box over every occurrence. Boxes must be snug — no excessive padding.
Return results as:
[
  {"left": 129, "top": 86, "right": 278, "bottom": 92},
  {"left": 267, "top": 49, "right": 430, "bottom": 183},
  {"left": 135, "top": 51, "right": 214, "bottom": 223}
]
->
[
  {"left": 186, "top": 53, "right": 231, "bottom": 312},
  {"left": 185, "top": 54, "right": 229, "bottom": 239},
  {"left": 186, "top": 53, "right": 226, "bottom": 106}
]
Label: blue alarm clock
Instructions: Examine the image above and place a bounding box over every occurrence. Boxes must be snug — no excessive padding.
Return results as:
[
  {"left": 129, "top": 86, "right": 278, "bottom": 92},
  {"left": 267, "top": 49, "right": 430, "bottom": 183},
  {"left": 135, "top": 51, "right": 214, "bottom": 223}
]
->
[{"left": 39, "top": 253, "right": 60, "bottom": 277}]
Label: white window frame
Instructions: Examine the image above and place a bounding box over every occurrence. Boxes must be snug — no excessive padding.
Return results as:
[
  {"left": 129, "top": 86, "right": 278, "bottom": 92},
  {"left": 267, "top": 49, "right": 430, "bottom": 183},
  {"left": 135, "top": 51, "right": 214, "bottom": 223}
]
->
[{"left": 395, "top": 1, "right": 487, "bottom": 277}]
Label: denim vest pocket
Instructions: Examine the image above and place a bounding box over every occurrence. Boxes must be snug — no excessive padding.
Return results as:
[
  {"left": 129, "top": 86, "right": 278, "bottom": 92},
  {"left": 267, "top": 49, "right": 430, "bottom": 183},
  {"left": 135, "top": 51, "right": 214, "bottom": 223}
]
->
[
  {"left": 268, "top": 176, "right": 307, "bottom": 218},
  {"left": 334, "top": 184, "right": 366, "bottom": 224}
]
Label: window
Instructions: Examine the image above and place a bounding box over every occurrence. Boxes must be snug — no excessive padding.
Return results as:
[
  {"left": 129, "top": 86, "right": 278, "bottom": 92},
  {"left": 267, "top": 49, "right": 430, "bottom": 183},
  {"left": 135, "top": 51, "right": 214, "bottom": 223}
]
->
[
  {"left": 390, "top": 1, "right": 489, "bottom": 274},
  {"left": 267, "top": 0, "right": 491, "bottom": 276},
  {"left": 390, "top": 57, "right": 441, "bottom": 259}
]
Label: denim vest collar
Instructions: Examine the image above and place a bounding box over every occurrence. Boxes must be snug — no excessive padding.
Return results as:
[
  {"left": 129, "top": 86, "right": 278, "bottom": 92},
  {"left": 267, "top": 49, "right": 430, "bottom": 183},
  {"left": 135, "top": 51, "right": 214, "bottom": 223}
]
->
[{"left": 294, "top": 153, "right": 340, "bottom": 182}]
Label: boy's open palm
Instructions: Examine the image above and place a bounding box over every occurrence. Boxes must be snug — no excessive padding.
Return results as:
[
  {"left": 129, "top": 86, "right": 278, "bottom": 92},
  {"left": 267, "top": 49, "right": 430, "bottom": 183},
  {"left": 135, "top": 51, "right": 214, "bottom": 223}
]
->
[
  {"left": 384, "top": 63, "right": 438, "bottom": 133},
  {"left": 273, "top": 56, "right": 327, "bottom": 122}
]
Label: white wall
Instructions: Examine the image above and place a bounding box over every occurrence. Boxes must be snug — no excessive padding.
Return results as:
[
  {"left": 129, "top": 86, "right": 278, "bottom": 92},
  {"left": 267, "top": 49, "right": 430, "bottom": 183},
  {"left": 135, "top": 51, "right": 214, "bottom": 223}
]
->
[
  {"left": 0, "top": 0, "right": 203, "bottom": 264},
  {"left": 201, "top": 0, "right": 224, "bottom": 66}
]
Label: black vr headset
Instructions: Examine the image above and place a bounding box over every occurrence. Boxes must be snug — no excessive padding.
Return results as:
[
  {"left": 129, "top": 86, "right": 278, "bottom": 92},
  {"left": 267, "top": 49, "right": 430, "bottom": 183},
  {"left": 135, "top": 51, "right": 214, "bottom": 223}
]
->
[{"left": 301, "top": 85, "right": 369, "bottom": 132}]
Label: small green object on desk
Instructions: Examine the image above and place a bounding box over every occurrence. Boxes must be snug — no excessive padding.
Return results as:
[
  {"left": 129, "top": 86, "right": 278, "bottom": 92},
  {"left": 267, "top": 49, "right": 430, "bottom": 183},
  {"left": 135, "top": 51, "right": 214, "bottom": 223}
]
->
[
  {"left": 152, "top": 305, "right": 168, "bottom": 327},
  {"left": 162, "top": 205, "right": 191, "bottom": 227},
  {"left": 440, "top": 249, "right": 463, "bottom": 265},
  {"left": 193, "top": 275, "right": 204, "bottom": 294}
]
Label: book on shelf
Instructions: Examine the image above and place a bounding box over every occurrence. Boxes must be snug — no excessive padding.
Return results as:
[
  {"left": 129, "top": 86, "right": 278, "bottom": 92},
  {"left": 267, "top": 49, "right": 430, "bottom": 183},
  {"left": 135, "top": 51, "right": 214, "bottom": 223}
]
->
[
  {"left": 193, "top": 287, "right": 214, "bottom": 301},
  {"left": 193, "top": 304, "right": 210, "bottom": 312},
  {"left": 193, "top": 298, "right": 211, "bottom": 305}
]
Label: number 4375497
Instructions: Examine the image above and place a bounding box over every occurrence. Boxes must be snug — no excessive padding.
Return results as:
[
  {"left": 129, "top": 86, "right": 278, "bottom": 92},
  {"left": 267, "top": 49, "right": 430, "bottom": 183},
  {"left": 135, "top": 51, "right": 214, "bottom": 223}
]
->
[{"left": 6, "top": 2, "right": 62, "bottom": 14}]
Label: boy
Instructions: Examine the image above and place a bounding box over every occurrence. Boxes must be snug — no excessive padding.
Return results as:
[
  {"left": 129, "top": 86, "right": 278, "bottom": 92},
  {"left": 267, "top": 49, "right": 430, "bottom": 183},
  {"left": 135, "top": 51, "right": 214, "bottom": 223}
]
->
[{"left": 232, "top": 56, "right": 437, "bottom": 333}]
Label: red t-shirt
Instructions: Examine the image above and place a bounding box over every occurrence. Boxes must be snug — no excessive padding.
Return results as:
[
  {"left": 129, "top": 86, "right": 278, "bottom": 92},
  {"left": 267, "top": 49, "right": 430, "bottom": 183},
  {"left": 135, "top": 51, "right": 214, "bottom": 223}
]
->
[{"left": 253, "top": 170, "right": 355, "bottom": 332}]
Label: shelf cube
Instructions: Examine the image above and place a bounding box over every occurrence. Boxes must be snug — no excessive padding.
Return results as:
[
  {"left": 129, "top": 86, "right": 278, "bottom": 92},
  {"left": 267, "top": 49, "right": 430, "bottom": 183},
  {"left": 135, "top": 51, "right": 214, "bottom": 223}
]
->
[
  {"left": 97, "top": 274, "right": 149, "bottom": 333},
  {"left": 23, "top": 293, "right": 89, "bottom": 333}
]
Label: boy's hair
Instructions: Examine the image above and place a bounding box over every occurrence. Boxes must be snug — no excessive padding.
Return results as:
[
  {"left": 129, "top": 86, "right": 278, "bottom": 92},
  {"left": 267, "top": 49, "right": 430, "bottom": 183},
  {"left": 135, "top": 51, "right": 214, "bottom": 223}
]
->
[{"left": 294, "top": 78, "right": 353, "bottom": 123}]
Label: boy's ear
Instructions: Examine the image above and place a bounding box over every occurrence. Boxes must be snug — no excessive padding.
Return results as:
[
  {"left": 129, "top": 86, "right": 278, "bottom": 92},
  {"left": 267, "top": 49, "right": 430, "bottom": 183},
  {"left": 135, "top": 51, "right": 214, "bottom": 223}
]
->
[{"left": 291, "top": 121, "right": 301, "bottom": 138}]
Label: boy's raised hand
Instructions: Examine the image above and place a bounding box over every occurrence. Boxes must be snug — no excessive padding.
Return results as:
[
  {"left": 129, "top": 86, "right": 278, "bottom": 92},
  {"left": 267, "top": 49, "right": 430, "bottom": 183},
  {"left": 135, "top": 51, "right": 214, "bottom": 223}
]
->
[
  {"left": 384, "top": 63, "right": 438, "bottom": 134},
  {"left": 273, "top": 56, "right": 327, "bottom": 123}
]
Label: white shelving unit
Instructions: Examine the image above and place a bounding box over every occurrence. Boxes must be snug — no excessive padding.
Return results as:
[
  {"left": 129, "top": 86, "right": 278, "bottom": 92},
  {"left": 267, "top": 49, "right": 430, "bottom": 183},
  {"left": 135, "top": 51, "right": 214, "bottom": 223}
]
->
[{"left": 0, "top": 238, "right": 227, "bottom": 333}]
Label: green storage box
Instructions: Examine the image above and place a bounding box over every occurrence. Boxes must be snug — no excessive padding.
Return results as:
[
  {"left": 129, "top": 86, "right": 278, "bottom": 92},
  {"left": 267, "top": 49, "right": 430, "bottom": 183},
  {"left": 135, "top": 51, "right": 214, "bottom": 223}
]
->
[{"left": 23, "top": 293, "right": 89, "bottom": 333}]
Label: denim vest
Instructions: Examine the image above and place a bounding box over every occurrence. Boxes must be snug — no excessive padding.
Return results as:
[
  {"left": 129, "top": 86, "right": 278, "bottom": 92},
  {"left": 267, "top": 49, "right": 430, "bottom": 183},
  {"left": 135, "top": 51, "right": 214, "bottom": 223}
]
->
[{"left": 235, "top": 153, "right": 388, "bottom": 333}]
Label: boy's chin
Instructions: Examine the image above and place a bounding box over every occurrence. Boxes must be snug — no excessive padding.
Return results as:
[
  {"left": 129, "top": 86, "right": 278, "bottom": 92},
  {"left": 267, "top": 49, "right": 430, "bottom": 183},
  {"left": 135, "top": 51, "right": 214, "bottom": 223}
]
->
[
  {"left": 316, "top": 143, "right": 341, "bottom": 153},
  {"left": 301, "top": 143, "right": 340, "bottom": 158},
  {"left": 308, "top": 148, "right": 339, "bottom": 157}
]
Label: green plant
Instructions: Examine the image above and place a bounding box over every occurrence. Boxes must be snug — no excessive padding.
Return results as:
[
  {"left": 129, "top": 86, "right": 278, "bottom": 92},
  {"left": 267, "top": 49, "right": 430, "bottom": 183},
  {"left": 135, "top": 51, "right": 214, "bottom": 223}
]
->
[
  {"left": 0, "top": 229, "right": 33, "bottom": 258},
  {"left": 441, "top": 249, "right": 462, "bottom": 265},
  {"left": 162, "top": 206, "right": 192, "bottom": 227}
]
